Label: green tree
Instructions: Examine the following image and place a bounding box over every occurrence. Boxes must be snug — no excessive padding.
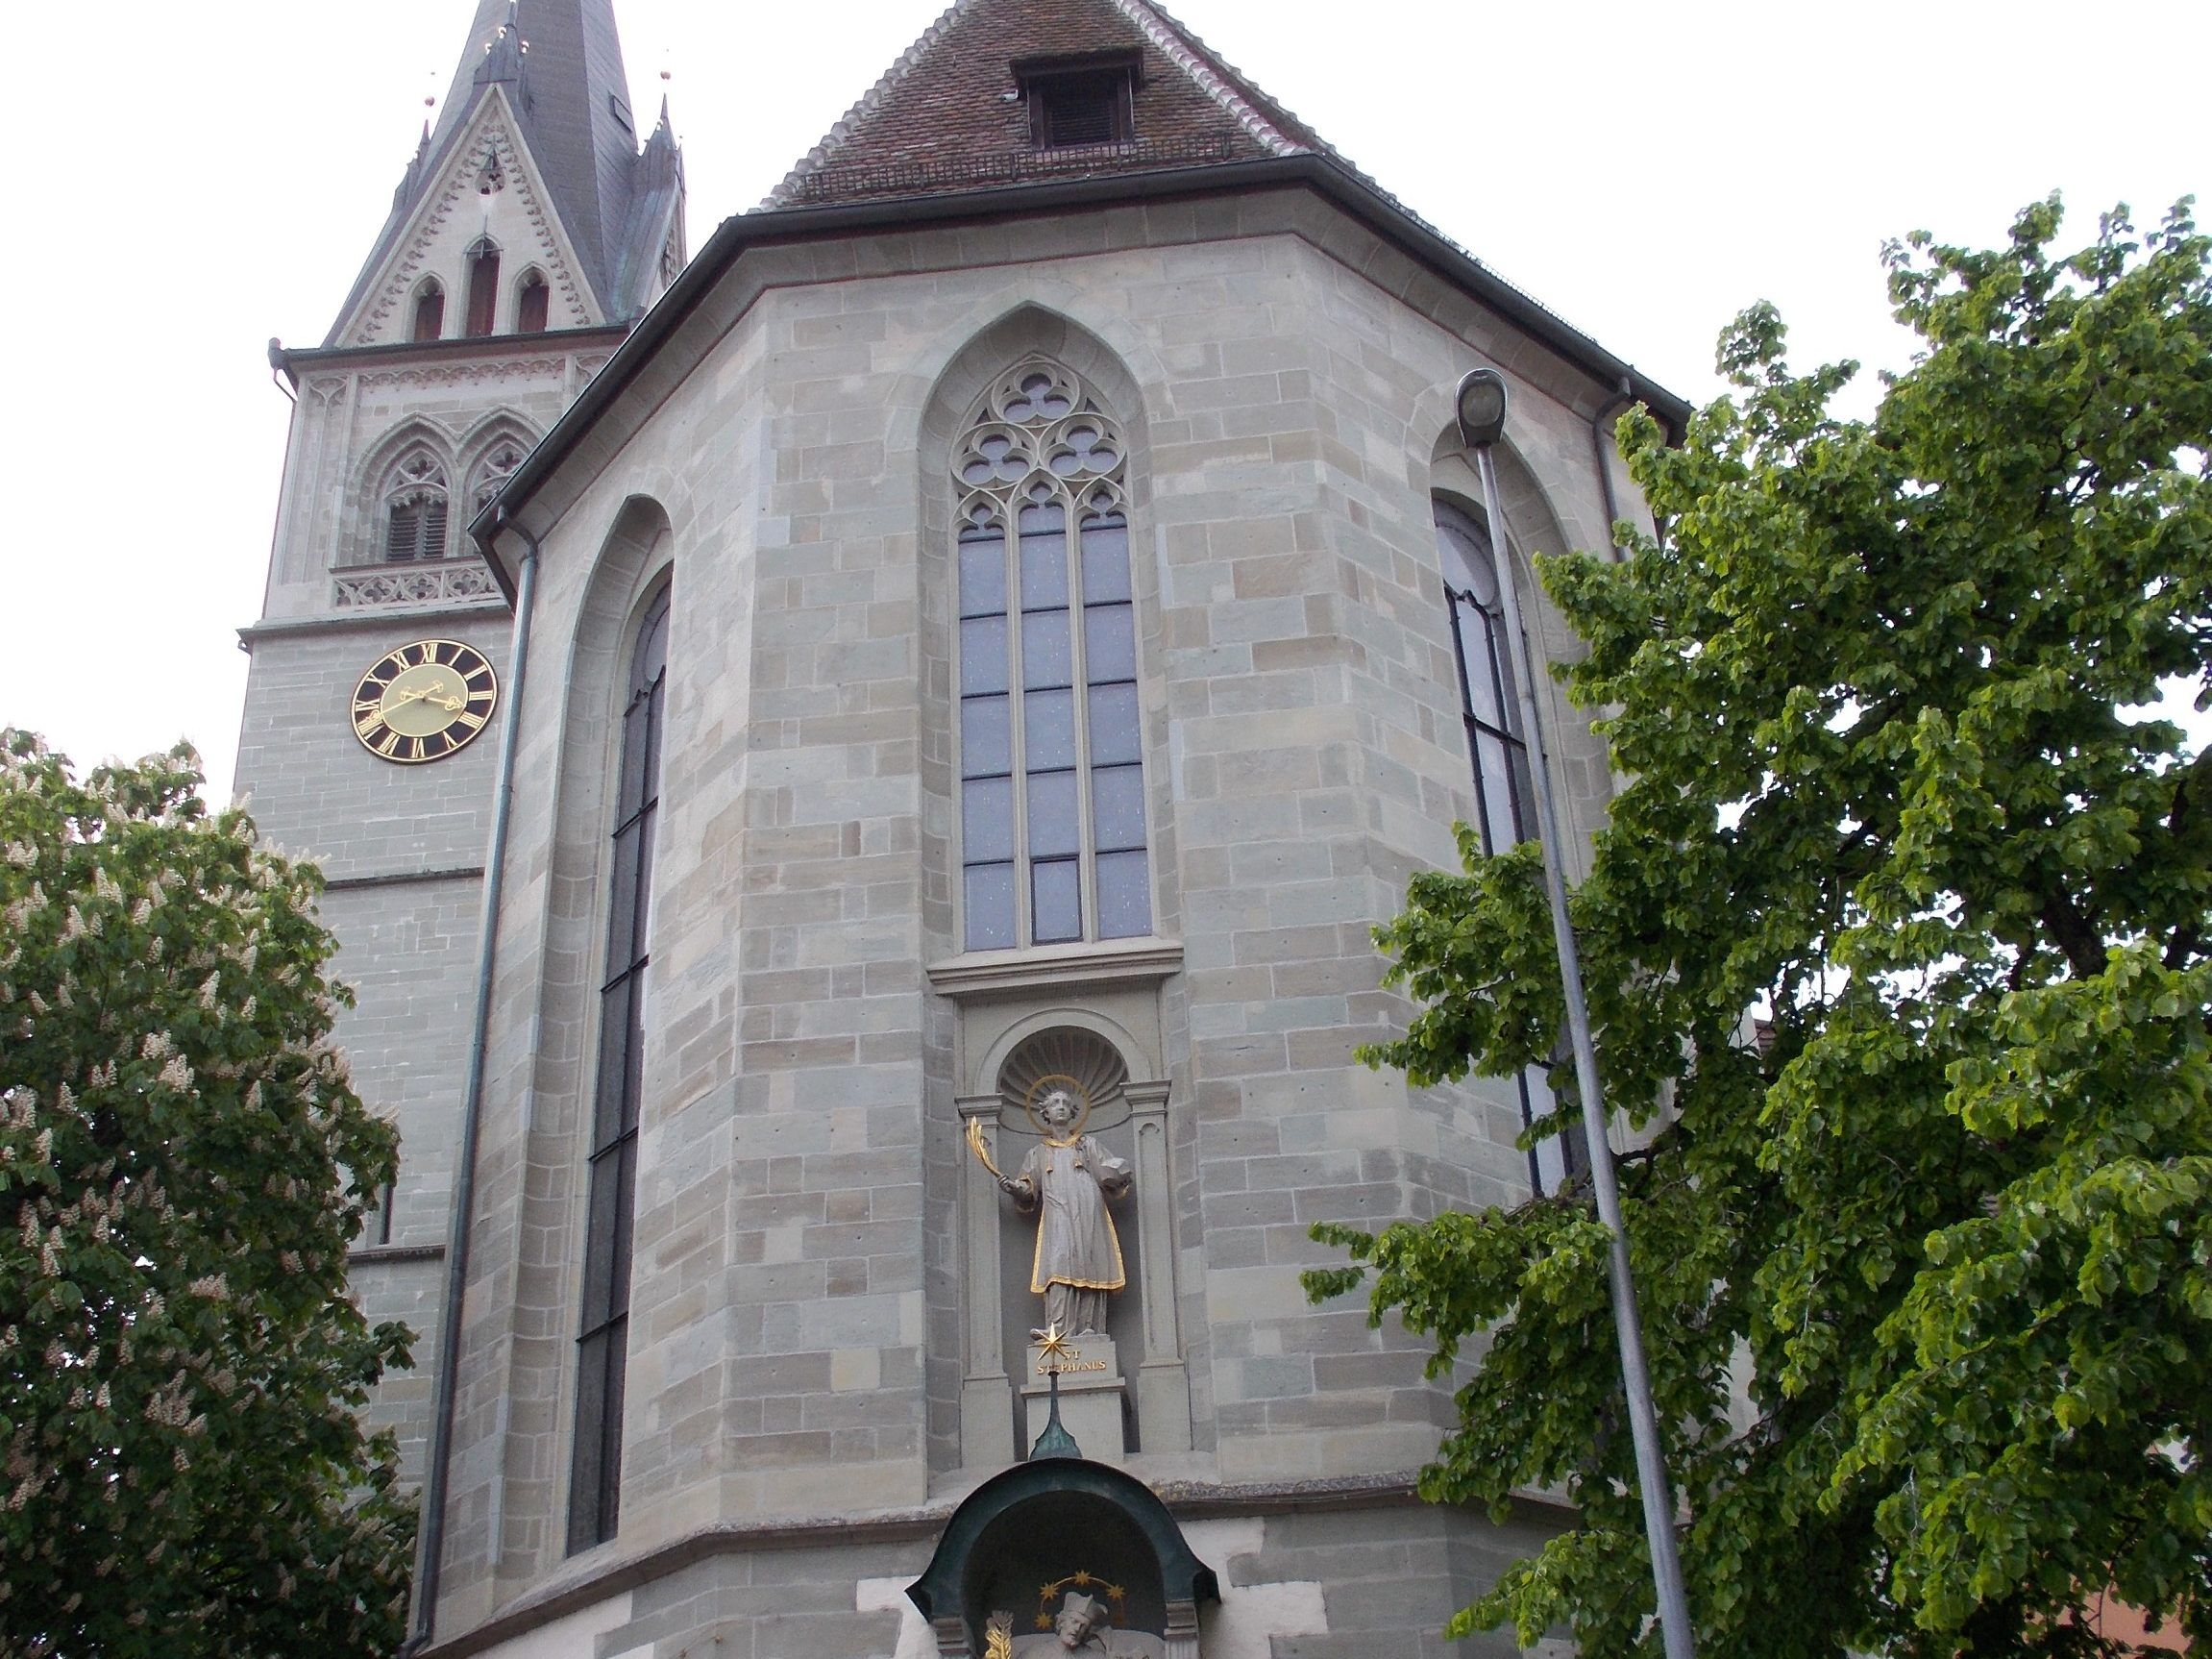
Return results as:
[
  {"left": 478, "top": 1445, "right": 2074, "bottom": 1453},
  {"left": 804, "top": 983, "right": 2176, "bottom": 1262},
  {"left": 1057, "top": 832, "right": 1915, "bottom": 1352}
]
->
[
  {"left": 1307, "top": 199, "right": 2212, "bottom": 1656},
  {"left": 0, "top": 735, "right": 414, "bottom": 1657}
]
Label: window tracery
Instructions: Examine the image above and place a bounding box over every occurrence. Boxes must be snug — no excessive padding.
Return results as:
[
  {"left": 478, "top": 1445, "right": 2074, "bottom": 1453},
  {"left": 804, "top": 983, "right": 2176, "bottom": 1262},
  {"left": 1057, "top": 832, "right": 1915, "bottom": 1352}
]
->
[
  {"left": 469, "top": 435, "right": 528, "bottom": 515},
  {"left": 953, "top": 362, "right": 1147, "bottom": 952},
  {"left": 382, "top": 448, "right": 452, "bottom": 562}
]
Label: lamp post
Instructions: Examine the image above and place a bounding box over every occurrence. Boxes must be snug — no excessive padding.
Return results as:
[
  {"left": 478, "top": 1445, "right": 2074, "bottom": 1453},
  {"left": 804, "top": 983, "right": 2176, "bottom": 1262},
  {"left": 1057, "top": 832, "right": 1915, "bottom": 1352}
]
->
[{"left": 1454, "top": 368, "right": 1697, "bottom": 1659}]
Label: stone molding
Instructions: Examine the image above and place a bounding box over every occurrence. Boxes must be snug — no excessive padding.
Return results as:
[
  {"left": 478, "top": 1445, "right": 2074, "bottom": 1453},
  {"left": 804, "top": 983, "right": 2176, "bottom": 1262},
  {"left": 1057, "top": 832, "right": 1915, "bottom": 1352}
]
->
[
  {"left": 331, "top": 560, "right": 502, "bottom": 609},
  {"left": 927, "top": 937, "right": 1183, "bottom": 998}
]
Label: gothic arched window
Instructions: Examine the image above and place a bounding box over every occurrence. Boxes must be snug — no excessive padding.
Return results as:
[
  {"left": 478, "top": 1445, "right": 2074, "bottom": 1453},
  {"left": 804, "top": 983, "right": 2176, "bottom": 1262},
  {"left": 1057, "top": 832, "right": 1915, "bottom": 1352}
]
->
[
  {"left": 411, "top": 279, "right": 445, "bottom": 342},
  {"left": 1437, "top": 502, "right": 1535, "bottom": 858},
  {"left": 1435, "top": 499, "right": 1584, "bottom": 1193},
  {"left": 953, "top": 362, "right": 1147, "bottom": 951},
  {"left": 568, "top": 580, "right": 670, "bottom": 1554},
  {"left": 515, "top": 269, "right": 550, "bottom": 334},
  {"left": 381, "top": 449, "right": 451, "bottom": 562},
  {"left": 469, "top": 435, "right": 529, "bottom": 516},
  {"left": 464, "top": 236, "right": 502, "bottom": 337}
]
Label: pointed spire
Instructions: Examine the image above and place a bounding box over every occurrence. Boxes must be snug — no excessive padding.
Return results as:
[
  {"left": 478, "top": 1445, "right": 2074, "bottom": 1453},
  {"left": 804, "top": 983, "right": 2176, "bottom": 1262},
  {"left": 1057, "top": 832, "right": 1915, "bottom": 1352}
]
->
[{"left": 472, "top": 1, "right": 528, "bottom": 100}]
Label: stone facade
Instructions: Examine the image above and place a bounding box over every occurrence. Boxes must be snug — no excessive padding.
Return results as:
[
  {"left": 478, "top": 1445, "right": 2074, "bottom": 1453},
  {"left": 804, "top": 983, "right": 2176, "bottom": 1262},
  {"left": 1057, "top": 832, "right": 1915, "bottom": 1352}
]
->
[{"left": 235, "top": 2, "right": 1686, "bottom": 1654}]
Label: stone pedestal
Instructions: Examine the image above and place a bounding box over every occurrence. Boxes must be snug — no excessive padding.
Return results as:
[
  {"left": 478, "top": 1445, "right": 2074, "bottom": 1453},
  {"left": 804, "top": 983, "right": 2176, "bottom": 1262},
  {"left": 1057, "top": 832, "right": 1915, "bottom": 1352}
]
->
[{"left": 1020, "top": 1334, "right": 1127, "bottom": 1462}]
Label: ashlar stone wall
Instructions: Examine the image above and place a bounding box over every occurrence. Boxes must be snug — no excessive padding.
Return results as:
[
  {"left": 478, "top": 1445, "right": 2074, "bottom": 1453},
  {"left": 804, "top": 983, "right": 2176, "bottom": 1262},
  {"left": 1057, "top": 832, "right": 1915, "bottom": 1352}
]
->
[{"left": 430, "top": 184, "right": 1646, "bottom": 1635}]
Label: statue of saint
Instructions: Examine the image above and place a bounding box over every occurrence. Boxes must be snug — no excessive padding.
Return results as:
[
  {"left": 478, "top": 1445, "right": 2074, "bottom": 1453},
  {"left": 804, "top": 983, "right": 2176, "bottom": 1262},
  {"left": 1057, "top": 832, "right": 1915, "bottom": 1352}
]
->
[
  {"left": 1004, "top": 1592, "right": 1164, "bottom": 1657},
  {"left": 996, "top": 1082, "right": 1132, "bottom": 1339}
]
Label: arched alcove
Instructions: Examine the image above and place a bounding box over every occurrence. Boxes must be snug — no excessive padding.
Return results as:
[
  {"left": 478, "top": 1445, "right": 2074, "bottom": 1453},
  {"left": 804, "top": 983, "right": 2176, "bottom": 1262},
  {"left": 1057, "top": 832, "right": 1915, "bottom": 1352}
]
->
[{"left": 908, "top": 1457, "right": 1217, "bottom": 1659}]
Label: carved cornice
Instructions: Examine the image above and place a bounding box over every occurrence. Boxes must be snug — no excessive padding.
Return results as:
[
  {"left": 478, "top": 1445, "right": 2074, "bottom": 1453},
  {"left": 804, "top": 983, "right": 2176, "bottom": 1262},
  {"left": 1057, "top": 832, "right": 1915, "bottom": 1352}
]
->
[
  {"left": 332, "top": 560, "right": 501, "bottom": 608},
  {"left": 358, "top": 357, "right": 567, "bottom": 392}
]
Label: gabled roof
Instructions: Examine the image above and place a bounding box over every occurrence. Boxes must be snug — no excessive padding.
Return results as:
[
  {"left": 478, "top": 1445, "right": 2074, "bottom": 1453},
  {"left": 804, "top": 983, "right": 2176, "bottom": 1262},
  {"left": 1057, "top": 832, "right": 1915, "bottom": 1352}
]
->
[
  {"left": 768, "top": 0, "right": 1339, "bottom": 208},
  {"left": 325, "top": 0, "right": 677, "bottom": 343}
]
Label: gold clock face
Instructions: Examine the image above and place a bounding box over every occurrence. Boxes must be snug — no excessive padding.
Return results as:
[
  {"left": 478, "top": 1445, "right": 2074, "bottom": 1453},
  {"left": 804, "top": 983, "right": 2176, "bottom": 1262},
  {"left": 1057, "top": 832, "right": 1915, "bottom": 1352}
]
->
[{"left": 351, "top": 639, "right": 498, "bottom": 764}]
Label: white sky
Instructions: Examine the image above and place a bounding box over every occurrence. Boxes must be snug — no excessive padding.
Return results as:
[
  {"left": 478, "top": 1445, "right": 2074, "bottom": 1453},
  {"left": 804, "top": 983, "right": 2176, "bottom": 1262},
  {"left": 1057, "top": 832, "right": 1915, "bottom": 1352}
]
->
[{"left": 2, "top": 0, "right": 2204, "bottom": 799}]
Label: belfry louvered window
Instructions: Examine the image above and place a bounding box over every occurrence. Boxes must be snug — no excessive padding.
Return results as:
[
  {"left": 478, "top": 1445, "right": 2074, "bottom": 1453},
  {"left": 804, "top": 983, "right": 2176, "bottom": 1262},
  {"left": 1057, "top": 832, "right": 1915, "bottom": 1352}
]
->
[
  {"left": 382, "top": 450, "right": 451, "bottom": 562},
  {"left": 1436, "top": 501, "right": 1585, "bottom": 1194},
  {"left": 954, "top": 363, "right": 1148, "bottom": 952},
  {"left": 568, "top": 582, "right": 669, "bottom": 1554}
]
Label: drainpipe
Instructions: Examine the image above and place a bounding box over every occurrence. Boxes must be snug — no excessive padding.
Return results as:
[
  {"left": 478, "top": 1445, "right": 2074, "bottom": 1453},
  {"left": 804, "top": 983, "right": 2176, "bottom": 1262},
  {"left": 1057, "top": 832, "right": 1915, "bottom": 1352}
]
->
[
  {"left": 402, "top": 509, "right": 540, "bottom": 1655},
  {"left": 1589, "top": 375, "right": 1634, "bottom": 561}
]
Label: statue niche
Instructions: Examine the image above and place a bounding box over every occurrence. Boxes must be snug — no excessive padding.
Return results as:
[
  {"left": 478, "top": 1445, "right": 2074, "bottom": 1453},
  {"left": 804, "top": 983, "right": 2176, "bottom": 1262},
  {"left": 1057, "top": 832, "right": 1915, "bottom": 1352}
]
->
[
  {"left": 956, "top": 1022, "right": 1191, "bottom": 1467},
  {"left": 983, "top": 1077, "right": 1132, "bottom": 1340},
  {"left": 908, "top": 1457, "right": 1217, "bottom": 1659}
]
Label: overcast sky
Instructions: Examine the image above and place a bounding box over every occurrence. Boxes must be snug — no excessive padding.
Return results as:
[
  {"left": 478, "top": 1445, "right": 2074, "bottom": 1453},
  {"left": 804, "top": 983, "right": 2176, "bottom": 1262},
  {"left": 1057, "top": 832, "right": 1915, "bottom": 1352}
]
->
[{"left": 2, "top": 0, "right": 2203, "bottom": 799}]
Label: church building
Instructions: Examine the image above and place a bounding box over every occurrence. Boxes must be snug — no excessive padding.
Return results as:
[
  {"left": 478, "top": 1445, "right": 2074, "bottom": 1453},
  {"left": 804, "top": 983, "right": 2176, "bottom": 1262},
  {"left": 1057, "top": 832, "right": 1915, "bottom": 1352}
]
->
[{"left": 242, "top": 0, "right": 1687, "bottom": 1653}]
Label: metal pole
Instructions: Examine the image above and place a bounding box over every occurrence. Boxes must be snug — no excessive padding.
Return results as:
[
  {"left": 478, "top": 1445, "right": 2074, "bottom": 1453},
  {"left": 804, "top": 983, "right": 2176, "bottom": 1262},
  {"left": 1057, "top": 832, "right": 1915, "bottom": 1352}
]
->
[{"left": 1471, "top": 442, "right": 1697, "bottom": 1659}]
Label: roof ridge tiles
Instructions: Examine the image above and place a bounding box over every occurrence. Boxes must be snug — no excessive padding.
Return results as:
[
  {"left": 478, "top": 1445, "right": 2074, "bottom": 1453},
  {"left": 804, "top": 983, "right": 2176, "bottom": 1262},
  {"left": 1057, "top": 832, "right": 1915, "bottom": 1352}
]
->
[
  {"left": 763, "top": 0, "right": 975, "bottom": 210},
  {"left": 1099, "top": 0, "right": 1301, "bottom": 158}
]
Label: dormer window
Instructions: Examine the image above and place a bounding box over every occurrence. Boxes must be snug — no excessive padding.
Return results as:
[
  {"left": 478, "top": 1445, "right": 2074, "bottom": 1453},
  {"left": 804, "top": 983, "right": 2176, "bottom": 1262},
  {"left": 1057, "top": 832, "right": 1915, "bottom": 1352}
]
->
[{"left": 1015, "top": 53, "right": 1138, "bottom": 149}]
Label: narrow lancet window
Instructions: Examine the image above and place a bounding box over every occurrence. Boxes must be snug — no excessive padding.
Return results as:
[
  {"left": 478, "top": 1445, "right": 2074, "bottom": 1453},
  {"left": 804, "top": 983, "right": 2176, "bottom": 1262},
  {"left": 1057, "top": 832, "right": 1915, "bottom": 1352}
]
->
[
  {"left": 411, "top": 280, "right": 445, "bottom": 342},
  {"left": 465, "top": 237, "right": 502, "bottom": 337},
  {"left": 516, "top": 270, "right": 550, "bottom": 334},
  {"left": 567, "top": 582, "right": 670, "bottom": 1553},
  {"left": 1436, "top": 501, "right": 1584, "bottom": 1193},
  {"left": 954, "top": 363, "right": 1148, "bottom": 952}
]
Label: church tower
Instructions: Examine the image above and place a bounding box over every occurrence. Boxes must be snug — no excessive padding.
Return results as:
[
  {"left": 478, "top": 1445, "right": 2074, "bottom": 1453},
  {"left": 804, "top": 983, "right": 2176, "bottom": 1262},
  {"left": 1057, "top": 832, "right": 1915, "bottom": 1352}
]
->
[{"left": 238, "top": 0, "right": 681, "bottom": 1491}]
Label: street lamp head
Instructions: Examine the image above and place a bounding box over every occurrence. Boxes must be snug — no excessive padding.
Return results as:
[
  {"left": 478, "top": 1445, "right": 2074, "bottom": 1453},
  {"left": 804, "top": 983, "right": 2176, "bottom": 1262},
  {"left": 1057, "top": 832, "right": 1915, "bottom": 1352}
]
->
[{"left": 1454, "top": 367, "right": 1509, "bottom": 449}]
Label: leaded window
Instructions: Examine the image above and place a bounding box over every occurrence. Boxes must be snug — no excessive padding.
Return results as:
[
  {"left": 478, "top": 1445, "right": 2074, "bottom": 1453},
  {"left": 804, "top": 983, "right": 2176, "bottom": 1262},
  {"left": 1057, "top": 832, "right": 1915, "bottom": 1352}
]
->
[
  {"left": 954, "top": 363, "right": 1148, "bottom": 952},
  {"left": 568, "top": 582, "right": 669, "bottom": 1553},
  {"left": 1436, "top": 501, "right": 1585, "bottom": 1194},
  {"left": 382, "top": 449, "right": 450, "bottom": 562}
]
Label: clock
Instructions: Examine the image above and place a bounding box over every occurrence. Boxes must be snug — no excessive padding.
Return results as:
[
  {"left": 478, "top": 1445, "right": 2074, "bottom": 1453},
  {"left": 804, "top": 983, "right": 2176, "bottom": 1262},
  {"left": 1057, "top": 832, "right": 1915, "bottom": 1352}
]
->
[{"left": 350, "top": 639, "right": 499, "bottom": 764}]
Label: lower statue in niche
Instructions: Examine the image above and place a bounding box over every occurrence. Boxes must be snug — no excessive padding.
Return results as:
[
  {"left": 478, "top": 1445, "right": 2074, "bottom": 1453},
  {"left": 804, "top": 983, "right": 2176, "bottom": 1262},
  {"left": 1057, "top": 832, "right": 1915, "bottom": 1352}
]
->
[
  {"left": 989, "top": 1079, "right": 1132, "bottom": 1339},
  {"left": 991, "top": 1591, "right": 1165, "bottom": 1658}
]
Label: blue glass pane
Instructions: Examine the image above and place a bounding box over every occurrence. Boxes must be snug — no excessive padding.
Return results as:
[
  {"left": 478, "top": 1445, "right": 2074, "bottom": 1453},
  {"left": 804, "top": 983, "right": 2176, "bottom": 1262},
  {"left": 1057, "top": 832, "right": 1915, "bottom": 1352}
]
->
[
  {"left": 1095, "top": 850, "right": 1151, "bottom": 939},
  {"left": 1022, "top": 609, "right": 1072, "bottom": 690},
  {"left": 1024, "top": 687, "right": 1076, "bottom": 771},
  {"left": 1032, "top": 858, "right": 1081, "bottom": 944},
  {"left": 964, "top": 863, "right": 1017, "bottom": 951},
  {"left": 1018, "top": 501, "right": 1066, "bottom": 538},
  {"left": 1080, "top": 516, "right": 1131, "bottom": 603},
  {"left": 1020, "top": 530, "right": 1069, "bottom": 610},
  {"left": 1092, "top": 763, "right": 1146, "bottom": 852},
  {"left": 960, "top": 615, "right": 1008, "bottom": 696},
  {"left": 1026, "top": 769, "right": 1079, "bottom": 858},
  {"left": 961, "top": 694, "right": 1011, "bottom": 779},
  {"left": 958, "top": 531, "right": 1006, "bottom": 619},
  {"left": 963, "top": 776, "right": 1015, "bottom": 862},
  {"left": 1084, "top": 603, "right": 1135, "bottom": 682},
  {"left": 1088, "top": 683, "right": 1140, "bottom": 766}
]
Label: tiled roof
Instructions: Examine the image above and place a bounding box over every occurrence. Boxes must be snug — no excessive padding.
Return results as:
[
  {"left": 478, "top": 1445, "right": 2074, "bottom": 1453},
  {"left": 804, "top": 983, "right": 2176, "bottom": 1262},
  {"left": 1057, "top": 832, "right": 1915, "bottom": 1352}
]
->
[{"left": 766, "top": 0, "right": 1343, "bottom": 209}]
